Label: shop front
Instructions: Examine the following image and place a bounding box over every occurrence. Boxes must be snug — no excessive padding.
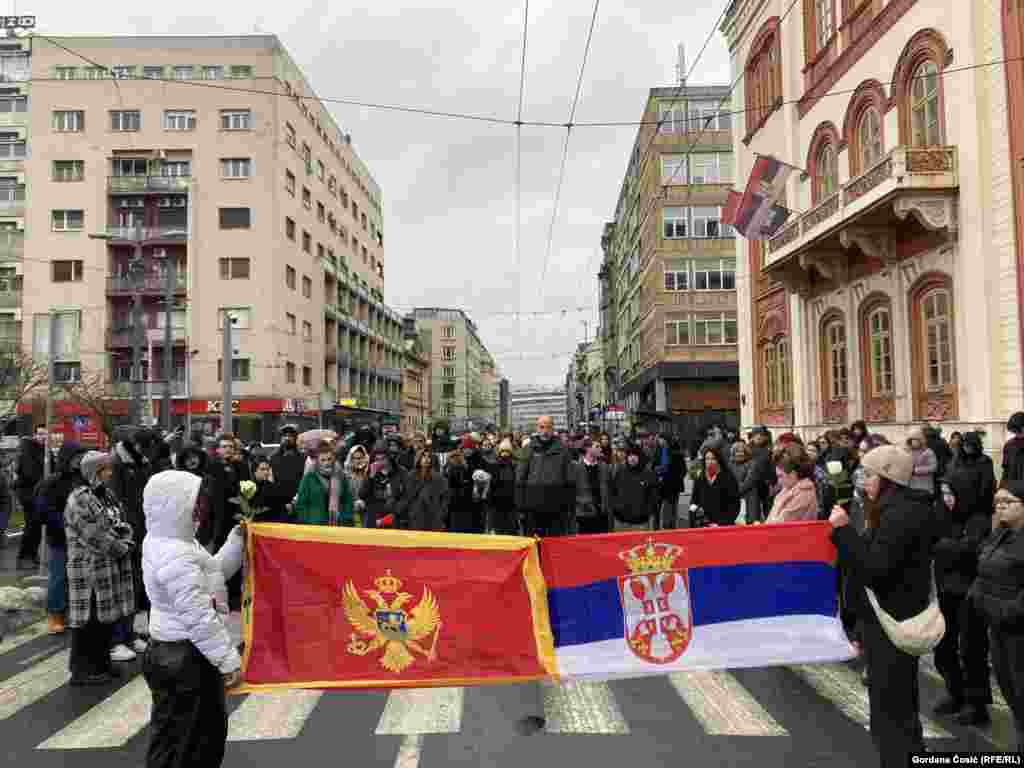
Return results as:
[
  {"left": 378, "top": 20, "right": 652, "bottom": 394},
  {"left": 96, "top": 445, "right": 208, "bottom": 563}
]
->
[{"left": 173, "top": 398, "right": 322, "bottom": 443}]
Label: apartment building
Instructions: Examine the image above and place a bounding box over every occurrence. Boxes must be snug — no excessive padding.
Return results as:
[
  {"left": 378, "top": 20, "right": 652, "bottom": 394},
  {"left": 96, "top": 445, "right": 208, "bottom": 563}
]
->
[
  {"left": 21, "top": 34, "right": 405, "bottom": 441},
  {"left": 401, "top": 324, "right": 431, "bottom": 434},
  {"left": 598, "top": 79, "right": 741, "bottom": 441},
  {"left": 722, "top": 0, "right": 1023, "bottom": 449},
  {"left": 510, "top": 386, "right": 568, "bottom": 433},
  {"left": 0, "top": 36, "right": 29, "bottom": 353},
  {"left": 410, "top": 307, "right": 496, "bottom": 431}
]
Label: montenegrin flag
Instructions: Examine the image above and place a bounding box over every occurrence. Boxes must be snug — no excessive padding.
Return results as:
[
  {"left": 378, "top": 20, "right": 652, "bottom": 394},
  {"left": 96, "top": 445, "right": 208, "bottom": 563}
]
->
[
  {"left": 237, "top": 524, "right": 556, "bottom": 692},
  {"left": 541, "top": 523, "right": 855, "bottom": 681}
]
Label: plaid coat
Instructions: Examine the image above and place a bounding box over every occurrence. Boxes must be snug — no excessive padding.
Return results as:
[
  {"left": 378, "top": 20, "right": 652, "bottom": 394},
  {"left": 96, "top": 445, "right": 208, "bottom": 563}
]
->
[{"left": 64, "top": 484, "right": 135, "bottom": 628}]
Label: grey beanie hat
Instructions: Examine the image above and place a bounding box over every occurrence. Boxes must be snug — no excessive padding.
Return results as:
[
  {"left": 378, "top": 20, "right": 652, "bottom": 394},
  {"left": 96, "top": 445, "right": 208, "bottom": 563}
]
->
[{"left": 80, "top": 451, "right": 114, "bottom": 486}]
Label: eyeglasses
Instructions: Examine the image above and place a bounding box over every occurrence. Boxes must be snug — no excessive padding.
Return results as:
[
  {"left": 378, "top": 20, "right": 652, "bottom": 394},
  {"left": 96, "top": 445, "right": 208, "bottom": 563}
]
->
[{"left": 995, "top": 498, "right": 1023, "bottom": 509}]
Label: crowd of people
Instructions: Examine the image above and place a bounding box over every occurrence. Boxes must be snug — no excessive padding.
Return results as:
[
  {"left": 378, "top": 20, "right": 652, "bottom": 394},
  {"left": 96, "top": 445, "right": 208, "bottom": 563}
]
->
[{"left": 4, "top": 411, "right": 1024, "bottom": 766}]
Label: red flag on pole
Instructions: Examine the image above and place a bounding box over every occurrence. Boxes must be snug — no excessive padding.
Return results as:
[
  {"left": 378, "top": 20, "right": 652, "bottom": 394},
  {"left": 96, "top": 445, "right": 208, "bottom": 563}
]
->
[{"left": 724, "top": 155, "right": 795, "bottom": 240}]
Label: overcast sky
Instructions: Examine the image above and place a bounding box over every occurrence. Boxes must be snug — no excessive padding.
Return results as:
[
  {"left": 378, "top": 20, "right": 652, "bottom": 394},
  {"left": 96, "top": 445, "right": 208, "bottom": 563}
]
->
[{"left": 31, "top": 0, "right": 731, "bottom": 389}]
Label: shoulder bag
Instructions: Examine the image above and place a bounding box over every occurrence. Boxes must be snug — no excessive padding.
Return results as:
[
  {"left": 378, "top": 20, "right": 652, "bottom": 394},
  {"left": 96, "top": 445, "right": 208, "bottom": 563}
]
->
[{"left": 864, "top": 564, "right": 945, "bottom": 656}]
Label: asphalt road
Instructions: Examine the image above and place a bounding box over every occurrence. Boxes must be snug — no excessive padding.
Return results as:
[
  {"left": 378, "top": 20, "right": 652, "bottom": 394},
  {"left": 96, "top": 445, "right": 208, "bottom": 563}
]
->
[{"left": 0, "top": 608, "right": 1015, "bottom": 768}]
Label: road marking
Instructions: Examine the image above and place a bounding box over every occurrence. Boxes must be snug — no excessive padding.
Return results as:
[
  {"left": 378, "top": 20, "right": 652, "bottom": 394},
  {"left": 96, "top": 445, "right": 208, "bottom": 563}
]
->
[
  {"left": 919, "top": 654, "right": 1009, "bottom": 711},
  {"left": 227, "top": 689, "right": 323, "bottom": 741},
  {"left": 542, "top": 680, "right": 630, "bottom": 734},
  {"left": 668, "top": 671, "right": 787, "bottom": 735},
  {"left": 0, "top": 620, "right": 50, "bottom": 657},
  {"left": 792, "top": 663, "right": 952, "bottom": 739},
  {"left": 37, "top": 676, "right": 151, "bottom": 749},
  {"left": 393, "top": 734, "right": 423, "bottom": 768},
  {"left": 0, "top": 649, "right": 69, "bottom": 720},
  {"left": 376, "top": 687, "right": 463, "bottom": 735}
]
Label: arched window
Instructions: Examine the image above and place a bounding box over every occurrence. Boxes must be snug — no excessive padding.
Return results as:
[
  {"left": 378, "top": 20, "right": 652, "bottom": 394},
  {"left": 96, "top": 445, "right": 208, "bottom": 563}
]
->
[
  {"left": 825, "top": 319, "right": 848, "bottom": 399},
  {"left": 911, "top": 61, "right": 941, "bottom": 146},
  {"left": 779, "top": 338, "right": 792, "bottom": 403},
  {"left": 764, "top": 344, "right": 778, "bottom": 407},
  {"left": 867, "top": 306, "right": 894, "bottom": 396},
  {"left": 921, "top": 288, "right": 954, "bottom": 390},
  {"left": 815, "top": 143, "right": 837, "bottom": 201},
  {"left": 744, "top": 18, "right": 782, "bottom": 141},
  {"left": 859, "top": 108, "right": 883, "bottom": 170}
]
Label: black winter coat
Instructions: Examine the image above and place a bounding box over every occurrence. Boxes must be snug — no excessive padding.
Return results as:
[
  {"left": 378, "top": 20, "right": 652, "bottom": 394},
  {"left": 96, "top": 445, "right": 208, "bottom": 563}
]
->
[
  {"left": 933, "top": 492, "right": 991, "bottom": 596},
  {"left": 691, "top": 468, "right": 741, "bottom": 526},
  {"left": 658, "top": 449, "right": 687, "bottom": 500},
  {"left": 396, "top": 474, "right": 448, "bottom": 531},
  {"left": 1003, "top": 435, "right": 1024, "bottom": 486},
  {"left": 971, "top": 527, "right": 1024, "bottom": 632},
  {"left": 515, "top": 437, "right": 573, "bottom": 515},
  {"left": 608, "top": 464, "right": 659, "bottom": 525},
  {"left": 14, "top": 438, "right": 43, "bottom": 495},
  {"left": 40, "top": 444, "right": 87, "bottom": 548},
  {"left": 832, "top": 485, "right": 936, "bottom": 622},
  {"left": 270, "top": 446, "right": 306, "bottom": 503},
  {"left": 358, "top": 467, "right": 408, "bottom": 528},
  {"left": 251, "top": 479, "right": 289, "bottom": 523},
  {"left": 948, "top": 436, "right": 996, "bottom": 520},
  {"left": 737, "top": 445, "right": 773, "bottom": 509},
  {"left": 111, "top": 440, "right": 151, "bottom": 547},
  {"left": 444, "top": 463, "right": 476, "bottom": 533}
]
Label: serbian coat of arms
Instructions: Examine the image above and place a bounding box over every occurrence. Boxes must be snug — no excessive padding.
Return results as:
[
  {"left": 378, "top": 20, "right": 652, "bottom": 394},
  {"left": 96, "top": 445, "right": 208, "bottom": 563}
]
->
[
  {"left": 342, "top": 569, "right": 442, "bottom": 673},
  {"left": 618, "top": 540, "right": 691, "bottom": 664}
]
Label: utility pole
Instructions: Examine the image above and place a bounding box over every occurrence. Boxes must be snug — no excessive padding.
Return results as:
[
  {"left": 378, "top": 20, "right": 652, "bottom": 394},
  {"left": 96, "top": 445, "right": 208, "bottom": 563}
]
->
[
  {"left": 43, "top": 309, "right": 57, "bottom": 479},
  {"left": 222, "top": 311, "right": 233, "bottom": 434},
  {"left": 129, "top": 226, "right": 145, "bottom": 426},
  {"left": 161, "top": 257, "right": 176, "bottom": 431}
]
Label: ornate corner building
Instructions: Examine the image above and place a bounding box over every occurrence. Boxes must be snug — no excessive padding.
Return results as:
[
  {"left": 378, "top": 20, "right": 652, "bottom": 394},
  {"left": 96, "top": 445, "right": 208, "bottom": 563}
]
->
[{"left": 722, "top": 0, "right": 1024, "bottom": 443}]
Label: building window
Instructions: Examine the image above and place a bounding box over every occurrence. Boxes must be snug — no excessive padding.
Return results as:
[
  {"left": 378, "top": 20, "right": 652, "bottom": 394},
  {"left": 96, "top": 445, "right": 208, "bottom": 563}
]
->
[
  {"left": 302, "top": 231, "right": 311, "bottom": 253},
  {"left": 54, "top": 363, "right": 81, "bottom": 383},
  {"left": 859, "top": 108, "right": 883, "bottom": 171},
  {"left": 52, "top": 160, "right": 84, "bottom": 182},
  {"left": 286, "top": 361, "right": 296, "bottom": 383},
  {"left": 442, "top": 365, "right": 456, "bottom": 378},
  {"left": 302, "top": 276, "right": 312, "bottom": 298},
  {"left": 687, "top": 102, "right": 731, "bottom": 132},
  {"left": 744, "top": 19, "right": 781, "bottom": 138},
  {"left": 110, "top": 65, "right": 135, "bottom": 80},
  {"left": 285, "top": 170, "right": 296, "bottom": 196},
  {"left": 764, "top": 344, "right": 779, "bottom": 407},
  {"left": 690, "top": 153, "right": 733, "bottom": 184},
  {"left": 815, "top": 0, "right": 835, "bottom": 52},
  {"left": 55, "top": 66, "right": 76, "bottom": 80},
  {"left": 202, "top": 66, "right": 224, "bottom": 80},
  {"left": 163, "top": 110, "right": 196, "bottom": 131},
  {"left": 657, "top": 102, "right": 686, "bottom": 134},
  {"left": 160, "top": 160, "right": 190, "bottom": 177},
  {"left": 691, "top": 207, "right": 723, "bottom": 238},
  {"left": 663, "top": 266, "right": 689, "bottom": 292},
  {"left": 0, "top": 95, "right": 26, "bottom": 114},
  {"left": 143, "top": 66, "right": 164, "bottom": 79},
  {"left": 442, "top": 325, "right": 456, "bottom": 339},
  {"left": 317, "top": 243, "right": 325, "bottom": 260},
  {"left": 442, "top": 346, "right": 456, "bottom": 361},
  {"left": 172, "top": 66, "right": 193, "bottom": 80},
  {"left": 219, "top": 208, "right": 251, "bottom": 229},
  {"left": 221, "top": 158, "right": 251, "bottom": 178},
  {"left": 220, "top": 109, "right": 251, "bottom": 131},
  {"left": 328, "top": 175, "right": 337, "bottom": 195},
  {"left": 285, "top": 217, "right": 296, "bottom": 240},
  {"left": 52, "top": 210, "right": 84, "bottom": 231},
  {"left": 230, "top": 65, "right": 253, "bottom": 79},
  {"left": 442, "top": 382, "right": 456, "bottom": 399},
  {"left": 217, "top": 358, "right": 251, "bottom": 382},
  {"left": 286, "top": 266, "right": 296, "bottom": 289},
  {"left": 285, "top": 122, "right": 296, "bottom": 148},
  {"left": 303, "top": 366, "right": 312, "bottom": 387},
  {"left": 664, "top": 319, "right": 690, "bottom": 346},
  {"left": 911, "top": 61, "right": 941, "bottom": 147},
  {"left": 0, "top": 135, "right": 25, "bottom": 159},
  {"left": 317, "top": 201, "right": 325, "bottom": 223},
  {"left": 921, "top": 288, "right": 954, "bottom": 390},
  {"left": 444, "top": 403, "right": 455, "bottom": 417},
  {"left": 51, "top": 260, "right": 83, "bottom": 282},
  {"left": 302, "top": 320, "right": 312, "bottom": 341},
  {"left": 286, "top": 313, "right": 296, "bottom": 335},
  {"left": 109, "top": 110, "right": 140, "bottom": 131},
  {"left": 217, "top": 308, "right": 252, "bottom": 329},
  {"left": 219, "top": 258, "right": 250, "bottom": 279},
  {"left": 302, "top": 187, "right": 311, "bottom": 209},
  {"left": 663, "top": 207, "right": 688, "bottom": 239},
  {"left": 660, "top": 155, "right": 687, "bottom": 185},
  {"left": 824, "top": 318, "right": 848, "bottom": 399},
  {"left": 52, "top": 110, "right": 84, "bottom": 132},
  {"left": 317, "top": 160, "right": 325, "bottom": 181},
  {"left": 814, "top": 143, "right": 837, "bottom": 203},
  {"left": 868, "top": 306, "right": 894, "bottom": 396},
  {"left": 692, "top": 259, "right": 736, "bottom": 290},
  {"left": 693, "top": 312, "right": 738, "bottom": 345}
]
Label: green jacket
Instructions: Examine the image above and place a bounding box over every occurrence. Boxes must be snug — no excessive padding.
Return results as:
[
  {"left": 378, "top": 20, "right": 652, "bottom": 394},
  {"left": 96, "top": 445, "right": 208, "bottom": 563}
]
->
[{"left": 291, "top": 472, "right": 354, "bottom": 526}]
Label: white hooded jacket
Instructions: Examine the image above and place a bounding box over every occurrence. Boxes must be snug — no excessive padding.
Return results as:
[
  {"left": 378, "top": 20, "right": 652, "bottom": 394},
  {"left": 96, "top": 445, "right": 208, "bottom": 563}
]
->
[{"left": 142, "top": 470, "right": 243, "bottom": 674}]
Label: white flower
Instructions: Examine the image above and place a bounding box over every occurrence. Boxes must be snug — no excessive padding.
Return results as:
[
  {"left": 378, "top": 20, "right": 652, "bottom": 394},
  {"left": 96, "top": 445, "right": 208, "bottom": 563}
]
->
[
  {"left": 826, "top": 461, "right": 843, "bottom": 475},
  {"left": 239, "top": 480, "right": 257, "bottom": 501}
]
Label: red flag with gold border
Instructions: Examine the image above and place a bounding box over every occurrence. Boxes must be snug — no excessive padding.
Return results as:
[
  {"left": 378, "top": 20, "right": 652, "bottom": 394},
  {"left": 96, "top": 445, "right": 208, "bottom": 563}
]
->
[{"left": 237, "top": 524, "right": 556, "bottom": 692}]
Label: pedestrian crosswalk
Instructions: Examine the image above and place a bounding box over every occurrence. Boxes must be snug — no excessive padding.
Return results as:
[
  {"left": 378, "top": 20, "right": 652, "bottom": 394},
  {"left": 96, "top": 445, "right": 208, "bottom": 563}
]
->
[{"left": 0, "top": 618, "right": 1003, "bottom": 759}]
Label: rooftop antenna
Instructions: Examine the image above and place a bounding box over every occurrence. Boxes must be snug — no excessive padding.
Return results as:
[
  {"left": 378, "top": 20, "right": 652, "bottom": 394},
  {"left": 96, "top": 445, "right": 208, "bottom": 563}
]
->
[{"left": 675, "top": 42, "right": 687, "bottom": 88}]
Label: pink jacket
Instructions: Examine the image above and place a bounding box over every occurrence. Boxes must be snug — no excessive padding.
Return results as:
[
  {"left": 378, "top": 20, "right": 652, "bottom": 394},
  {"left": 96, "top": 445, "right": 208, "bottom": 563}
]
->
[{"left": 766, "top": 478, "right": 818, "bottom": 523}]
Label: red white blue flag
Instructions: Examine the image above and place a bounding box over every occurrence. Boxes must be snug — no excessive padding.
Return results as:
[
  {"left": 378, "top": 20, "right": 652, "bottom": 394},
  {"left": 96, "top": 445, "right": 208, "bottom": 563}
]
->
[{"left": 723, "top": 155, "right": 795, "bottom": 240}]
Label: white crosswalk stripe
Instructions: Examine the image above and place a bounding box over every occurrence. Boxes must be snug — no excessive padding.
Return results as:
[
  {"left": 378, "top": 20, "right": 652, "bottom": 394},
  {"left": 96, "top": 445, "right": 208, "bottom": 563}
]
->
[
  {"left": 0, "top": 649, "right": 70, "bottom": 721},
  {"left": 37, "top": 677, "right": 151, "bottom": 750},
  {"left": 0, "top": 621, "right": 53, "bottom": 657},
  {"left": 228, "top": 689, "right": 324, "bottom": 741},
  {"left": 668, "top": 671, "right": 787, "bottom": 736},
  {"left": 542, "top": 680, "right": 630, "bottom": 734},
  {"left": 376, "top": 687, "right": 464, "bottom": 735},
  {"left": 791, "top": 663, "right": 953, "bottom": 739}
]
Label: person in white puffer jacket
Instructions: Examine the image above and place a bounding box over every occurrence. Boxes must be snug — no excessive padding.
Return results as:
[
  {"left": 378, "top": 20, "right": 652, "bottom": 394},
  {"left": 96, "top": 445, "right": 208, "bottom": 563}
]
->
[{"left": 140, "top": 469, "right": 244, "bottom": 768}]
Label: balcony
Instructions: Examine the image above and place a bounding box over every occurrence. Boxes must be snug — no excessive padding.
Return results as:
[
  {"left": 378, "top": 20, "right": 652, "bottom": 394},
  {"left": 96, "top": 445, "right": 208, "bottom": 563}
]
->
[
  {"left": 110, "top": 378, "right": 188, "bottom": 397},
  {"left": 0, "top": 230, "right": 22, "bottom": 262},
  {"left": 0, "top": 197, "right": 24, "bottom": 218},
  {"left": 0, "top": 110, "right": 27, "bottom": 129},
  {"left": 378, "top": 367, "right": 402, "bottom": 382},
  {"left": 108, "top": 176, "right": 191, "bottom": 195},
  {"left": 106, "top": 325, "right": 187, "bottom": 348},
  {"left": 0, "top": 288, "right": 21, "bottom": 308},
  {"left": 765, "top": 146, "right": 959, "bottom": 284},
  {"left": 106, "top": 225, "right": 189, "bottom": 243},
  {"left": 0, "top": 157, "right": 25, "bottom": 173},
  {"left": 106, "top": 272, "right": 187, "bottom": 297}
]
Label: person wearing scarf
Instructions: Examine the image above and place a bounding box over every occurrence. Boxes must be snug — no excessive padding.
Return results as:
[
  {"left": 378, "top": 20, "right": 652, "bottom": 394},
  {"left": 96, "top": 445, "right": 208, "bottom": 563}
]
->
[
  {"left": 574, "top": 443, "right": 611, "bottom": 534},
  {"left": 358, "top": 452, "right": 407, "bottom": 529},
  {"left": 765, "top": 448, "right": 819, "bottom": 523},
  {"left": 345, "top": 445, "right": 370, "bottom": 527},
  {"left": 291, "top": 442, "right": 352, "bottom": 526},
  {"left": 690, "top": 446, "right": 740, "bottom": 527}
]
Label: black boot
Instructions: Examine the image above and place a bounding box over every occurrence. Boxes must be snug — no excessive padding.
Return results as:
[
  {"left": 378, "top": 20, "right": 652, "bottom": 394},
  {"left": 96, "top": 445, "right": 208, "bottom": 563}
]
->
[
  {"left": 933, "top": 696, "right": 963, "bottom": 716},
  {"left": 955, "top": 705, "right": 991, "bottom": 727}
]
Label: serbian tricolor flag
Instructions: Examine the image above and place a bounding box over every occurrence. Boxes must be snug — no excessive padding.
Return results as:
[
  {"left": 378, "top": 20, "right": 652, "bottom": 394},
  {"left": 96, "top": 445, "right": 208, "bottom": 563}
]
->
[
  {"left": 723, "top": 154, "right": 795, "bottom": 240},
  {"left": 541, "top": 524, "right": 854, "bottom": 682},
  {"left": 237, "top": 524, "right": 556, "bottom": 692}
]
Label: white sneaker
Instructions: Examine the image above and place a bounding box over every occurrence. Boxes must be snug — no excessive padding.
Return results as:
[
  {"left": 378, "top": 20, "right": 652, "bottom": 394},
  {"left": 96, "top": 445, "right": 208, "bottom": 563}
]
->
[
  {"left": 132, "top": 638, "right": 148, "bottom": 654},
  {"left": 110, "top": 644, "right": 137, "bottom": 662}
]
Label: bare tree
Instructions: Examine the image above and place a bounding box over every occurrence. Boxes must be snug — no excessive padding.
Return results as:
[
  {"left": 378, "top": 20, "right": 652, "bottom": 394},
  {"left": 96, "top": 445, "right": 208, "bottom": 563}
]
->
[
  {"left": 0, "top": 344, "right": 51, "bottom": 424},
  {"left": 59, "top": 369, "right": 127, "bottom": 443}
]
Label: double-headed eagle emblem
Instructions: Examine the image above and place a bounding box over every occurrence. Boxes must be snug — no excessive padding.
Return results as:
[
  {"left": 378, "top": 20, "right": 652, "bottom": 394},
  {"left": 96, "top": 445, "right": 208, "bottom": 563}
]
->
[{"left": 342, "top": 570, "right": 442, "bottom": 673}]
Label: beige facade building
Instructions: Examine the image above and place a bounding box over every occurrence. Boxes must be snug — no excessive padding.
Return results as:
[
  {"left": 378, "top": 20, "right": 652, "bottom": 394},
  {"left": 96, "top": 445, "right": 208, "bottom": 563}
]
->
[
  {"left": 18, "top": 34, "right": 406, "bottom": 441},
  {"left": 410, "top": 307, "right": 495, "bottom": 431},
  {"left": 722, "top": 0, "right": 1024, "bottom": 451},
  {"left": 400, "top": 329, "right": 431, "bottom": 435}
]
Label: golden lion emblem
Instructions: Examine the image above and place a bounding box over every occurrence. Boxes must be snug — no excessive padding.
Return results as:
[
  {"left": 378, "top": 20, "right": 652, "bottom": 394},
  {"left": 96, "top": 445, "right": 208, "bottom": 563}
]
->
[{"left": 342, "top": 570, "right": 442, "bottom": 673}]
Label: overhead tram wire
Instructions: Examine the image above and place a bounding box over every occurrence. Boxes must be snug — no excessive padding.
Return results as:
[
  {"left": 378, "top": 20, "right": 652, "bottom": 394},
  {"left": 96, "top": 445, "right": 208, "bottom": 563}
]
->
[
  {"left": 535, "top": 0, "right": 601, "bottom": 310},
  {"left": 513, "top": 0, "right": 530, "bottom": 340}
]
